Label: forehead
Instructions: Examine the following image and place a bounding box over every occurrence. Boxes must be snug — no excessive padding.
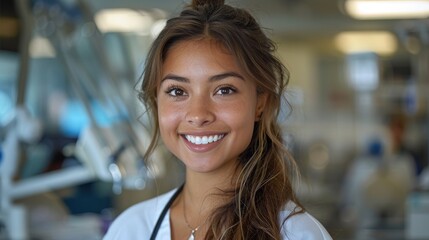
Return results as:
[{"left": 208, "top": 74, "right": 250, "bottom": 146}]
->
[
  {"left": 166, "top": 39, "right": 232, "bottom": 62},
  {"left": 167, "top": 38, "right": 231, "bottom": 57},
  {"left": 161, "top": 38, "right": 245, "bottom": 79}
]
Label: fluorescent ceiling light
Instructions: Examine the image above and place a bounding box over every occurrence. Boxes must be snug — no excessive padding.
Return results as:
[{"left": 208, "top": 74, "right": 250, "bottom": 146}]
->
[
  {"left": 95, "top": 9, "right": 154, "bottom": 33},
  {"left": 345, "top": 0, "right": 429, "bottom": 19},
  {"left": 334, "top": 31, "right": 397, "bottom": 55}
]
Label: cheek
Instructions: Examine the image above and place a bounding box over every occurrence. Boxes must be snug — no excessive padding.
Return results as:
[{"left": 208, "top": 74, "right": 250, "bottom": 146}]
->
[
  {"left": 227, "top": 94, "right": 257, "bottom": 120},
  {"left": 220, "top": 101, "right": 256, "bottom": 130},
  {"left": 223, "top": 108, "right": 256, "bottom": 153},
  {"left": 158, "top": 102, "right": 181, "bottom": 133}
]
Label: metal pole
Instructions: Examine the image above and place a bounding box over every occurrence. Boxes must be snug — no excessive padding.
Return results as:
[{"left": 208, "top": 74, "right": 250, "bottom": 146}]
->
[{"left": 15, "top": 0, "right": 32, "bottom": 106}]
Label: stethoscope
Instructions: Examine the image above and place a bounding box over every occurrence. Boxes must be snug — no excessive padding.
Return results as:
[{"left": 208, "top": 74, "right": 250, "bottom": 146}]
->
[{"left": 150, "top": 184, "right": 184, "bottom": 240}]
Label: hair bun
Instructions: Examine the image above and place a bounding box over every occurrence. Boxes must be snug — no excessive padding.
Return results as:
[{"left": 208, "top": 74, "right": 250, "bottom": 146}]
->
[{"left": 191, "top": 0, "right": 225, "bottom": 9}]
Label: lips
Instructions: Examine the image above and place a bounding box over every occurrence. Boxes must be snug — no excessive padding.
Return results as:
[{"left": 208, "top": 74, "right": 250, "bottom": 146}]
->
[{"left": 184, "top": 134, "right": 225, "bottom": 145}]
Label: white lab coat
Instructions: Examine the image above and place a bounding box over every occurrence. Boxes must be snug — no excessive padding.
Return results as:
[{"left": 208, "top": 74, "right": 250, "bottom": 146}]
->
[{"left": 104, "top": 188, "right": 332, "bottom": 240}]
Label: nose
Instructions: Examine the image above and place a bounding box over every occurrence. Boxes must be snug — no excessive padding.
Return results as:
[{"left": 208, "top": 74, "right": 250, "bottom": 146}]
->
[{"left": 185, "top": 96, "right": 215, "bottom": 126}]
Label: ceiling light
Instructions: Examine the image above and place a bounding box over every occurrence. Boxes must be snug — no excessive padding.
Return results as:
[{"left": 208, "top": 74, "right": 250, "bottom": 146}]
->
[
  {"left": 95, "top": 9, "right": 154, "bottom": 33},
  {"left": 334, "top": 31, "right": 397, "bottom": 55},
  {"left": 345, "top": 0, "right": 429, "bottom": 19}
]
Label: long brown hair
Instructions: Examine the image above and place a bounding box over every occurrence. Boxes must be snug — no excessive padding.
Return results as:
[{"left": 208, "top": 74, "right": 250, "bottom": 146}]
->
[{"left": 139, "top": 0, "right": 302, "bottom": 239}]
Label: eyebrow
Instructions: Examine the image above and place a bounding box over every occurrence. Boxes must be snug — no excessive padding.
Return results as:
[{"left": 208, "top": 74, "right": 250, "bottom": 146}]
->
[{"left": 161, "top": 71, "right": 245, "bottom": 83}]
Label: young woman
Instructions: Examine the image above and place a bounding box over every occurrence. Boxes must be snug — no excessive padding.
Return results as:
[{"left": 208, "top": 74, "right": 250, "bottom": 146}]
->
[{"left": 104, "top": 0, "right": 332, "bottom": 239}]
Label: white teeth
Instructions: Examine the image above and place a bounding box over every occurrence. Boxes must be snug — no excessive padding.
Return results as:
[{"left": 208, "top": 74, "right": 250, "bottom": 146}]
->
[{"left": 185, "top": 134, "right": 224, "bottom": 145}]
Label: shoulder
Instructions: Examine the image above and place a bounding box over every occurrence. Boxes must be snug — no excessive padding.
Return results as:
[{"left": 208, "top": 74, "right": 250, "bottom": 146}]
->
[
  {"left": 280, "top": 202, "right": 332, "bottom": 240},
  {"left": 103, "top": 188, "right": 178, "bottom": 240}
]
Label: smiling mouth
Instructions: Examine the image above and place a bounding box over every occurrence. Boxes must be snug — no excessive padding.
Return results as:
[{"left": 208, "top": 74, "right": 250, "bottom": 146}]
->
[{"left": 183, "top": 134, "right": 225, "bottom": 145}]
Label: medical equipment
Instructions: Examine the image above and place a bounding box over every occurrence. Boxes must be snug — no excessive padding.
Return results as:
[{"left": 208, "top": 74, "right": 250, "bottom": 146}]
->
[{"left": 0, "top": 0, "right": 167, "bottom": 238}]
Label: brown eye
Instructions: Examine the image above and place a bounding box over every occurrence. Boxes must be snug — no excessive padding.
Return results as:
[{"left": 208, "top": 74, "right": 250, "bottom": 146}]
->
[
  {"left": 166, "top": 87, "right": 187, "bottom": 97},
  {"left": 215, "top": 87, "right": 236, "bottom": 95}
]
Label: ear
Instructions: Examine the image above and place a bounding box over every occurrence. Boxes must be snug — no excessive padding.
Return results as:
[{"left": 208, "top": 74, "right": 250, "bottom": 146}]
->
[{"left": 255, "top": 92, "right": 268, "bottom": 122}]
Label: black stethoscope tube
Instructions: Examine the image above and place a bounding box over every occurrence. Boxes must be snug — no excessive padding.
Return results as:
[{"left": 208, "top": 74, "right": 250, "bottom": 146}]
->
[{"left": 150, "top": 184, "right": 184, "bottom": 240}]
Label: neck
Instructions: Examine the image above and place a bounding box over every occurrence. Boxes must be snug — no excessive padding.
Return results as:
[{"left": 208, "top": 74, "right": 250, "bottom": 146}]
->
[
  {"left": 180, "top": 165, "right": 241, "bottom": 228},
  {"left": 184, "top": 164, "right": 240, "bottom": 202}
]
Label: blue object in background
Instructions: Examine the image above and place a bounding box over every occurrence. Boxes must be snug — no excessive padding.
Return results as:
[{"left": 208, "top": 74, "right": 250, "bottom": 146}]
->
[
  {"left": 368, "top": 138, "right": 384, "bottom": 158},
  {"left": 59, "top": 100, "right": 128, "bottom": 137},
  {"left": 62, "top": 181, "right": 113, "bottom": 215}
]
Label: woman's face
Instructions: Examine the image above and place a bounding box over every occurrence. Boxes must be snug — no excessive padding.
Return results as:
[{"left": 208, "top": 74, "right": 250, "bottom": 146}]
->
[{"left": 157, "top": 39, "right": 266, "bottom": 175}]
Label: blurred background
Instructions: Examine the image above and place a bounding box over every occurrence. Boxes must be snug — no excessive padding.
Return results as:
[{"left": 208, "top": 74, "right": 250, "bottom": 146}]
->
[{"left": 1, "top": 0, "right": 429, "bottom": 239}]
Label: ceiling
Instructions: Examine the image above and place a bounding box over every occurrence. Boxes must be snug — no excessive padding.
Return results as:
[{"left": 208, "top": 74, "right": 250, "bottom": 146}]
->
[
  {"left": 86, "top": 0, "right": 429, "bottom": 57},
  {"left": 87, "top": 0, "right": 404, "bottom": 38},
  {"left": 1, "top": 0, "right": 425, "bottom": 53}
]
